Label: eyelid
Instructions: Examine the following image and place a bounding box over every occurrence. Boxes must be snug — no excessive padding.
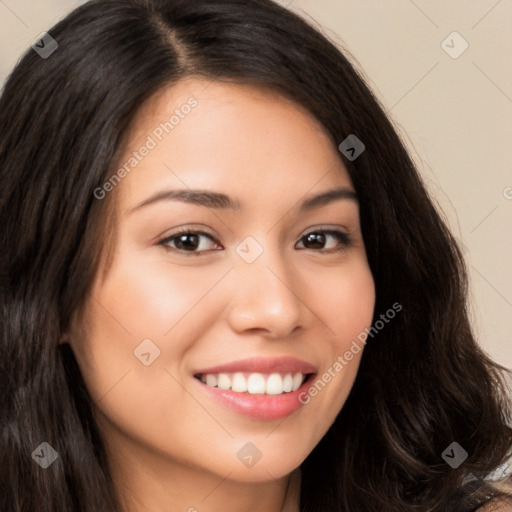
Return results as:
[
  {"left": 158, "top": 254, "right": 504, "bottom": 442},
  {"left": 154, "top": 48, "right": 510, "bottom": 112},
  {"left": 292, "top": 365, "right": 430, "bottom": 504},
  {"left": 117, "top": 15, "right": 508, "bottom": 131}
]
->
[
  {"left": 301, "top": 224, "right": 350, "bottom": 236},
  {"left": 155, "top": 224, "right": 219, "bottom": 243}
]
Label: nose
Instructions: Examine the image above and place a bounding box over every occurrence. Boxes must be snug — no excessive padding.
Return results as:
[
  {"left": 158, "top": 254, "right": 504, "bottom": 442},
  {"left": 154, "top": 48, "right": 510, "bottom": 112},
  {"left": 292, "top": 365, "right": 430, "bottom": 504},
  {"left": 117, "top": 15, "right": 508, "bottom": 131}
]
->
[{"left": 225, "top": 244, "right": 308, "bottom": 338}]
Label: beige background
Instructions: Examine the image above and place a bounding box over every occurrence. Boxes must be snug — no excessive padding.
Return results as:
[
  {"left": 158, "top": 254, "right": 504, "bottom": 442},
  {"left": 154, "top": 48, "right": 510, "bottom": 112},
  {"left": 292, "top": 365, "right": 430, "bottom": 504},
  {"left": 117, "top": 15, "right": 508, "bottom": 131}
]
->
[{"left": 1, "top": 0, "right": 511, "bottom": 367}]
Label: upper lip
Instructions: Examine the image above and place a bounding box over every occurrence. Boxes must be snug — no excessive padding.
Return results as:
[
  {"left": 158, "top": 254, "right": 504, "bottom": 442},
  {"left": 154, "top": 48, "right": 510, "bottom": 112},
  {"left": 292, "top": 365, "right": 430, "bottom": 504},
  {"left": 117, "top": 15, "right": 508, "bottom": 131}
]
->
[{"left": 194, "top": 356, "right": 317, "bottom": 375}]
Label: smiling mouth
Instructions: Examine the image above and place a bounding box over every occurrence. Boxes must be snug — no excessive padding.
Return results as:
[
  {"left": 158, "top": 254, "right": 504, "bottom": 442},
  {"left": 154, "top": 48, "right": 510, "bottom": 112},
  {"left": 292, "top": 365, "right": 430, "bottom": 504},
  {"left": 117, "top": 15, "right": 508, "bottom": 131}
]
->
[{"left": 194, "top": 372, "right": 313, "bottom": 395}]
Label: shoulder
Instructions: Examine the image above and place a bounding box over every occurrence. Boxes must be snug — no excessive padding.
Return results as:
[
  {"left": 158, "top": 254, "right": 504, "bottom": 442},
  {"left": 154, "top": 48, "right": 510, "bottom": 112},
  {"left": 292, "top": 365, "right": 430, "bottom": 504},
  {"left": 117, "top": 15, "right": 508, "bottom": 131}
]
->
[
  {"left": 458, "top": 475, "right": 512, "bottom": 512},
  {"left": 475, "top": 498, "right": 512, "bottom": 511}
]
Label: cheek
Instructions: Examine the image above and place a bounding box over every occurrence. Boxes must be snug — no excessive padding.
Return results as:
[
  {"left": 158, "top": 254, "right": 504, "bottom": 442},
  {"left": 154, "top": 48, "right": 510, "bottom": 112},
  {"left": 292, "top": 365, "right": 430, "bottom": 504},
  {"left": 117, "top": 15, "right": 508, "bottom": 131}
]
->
[
  {"left": 330, "top": 261, "right": 375, "bottom": 383},
  {"left": 69, "top": 258, "right": 229, "bottom": 456},
  {"left": 311, "top": 258, "right": 376, "bottom": 345},
  {"left": 71, "top": 250, "right": 229, "bottom": 405},
  {"left": 95, "top": 251, "right": 229, "bottom": 339},
  {"left": 297, "top": 259, "right": 375, "bottom": 422},
  {"left": 69, "top": 256, "right": 201, "bottom": 400}
]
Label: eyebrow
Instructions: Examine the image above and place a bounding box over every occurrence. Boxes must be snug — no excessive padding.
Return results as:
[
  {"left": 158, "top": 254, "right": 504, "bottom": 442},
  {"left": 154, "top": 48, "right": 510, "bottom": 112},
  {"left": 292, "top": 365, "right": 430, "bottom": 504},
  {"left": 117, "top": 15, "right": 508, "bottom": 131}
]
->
[{"left": 125, "top": 186, "right": 358, "bottom": 215}]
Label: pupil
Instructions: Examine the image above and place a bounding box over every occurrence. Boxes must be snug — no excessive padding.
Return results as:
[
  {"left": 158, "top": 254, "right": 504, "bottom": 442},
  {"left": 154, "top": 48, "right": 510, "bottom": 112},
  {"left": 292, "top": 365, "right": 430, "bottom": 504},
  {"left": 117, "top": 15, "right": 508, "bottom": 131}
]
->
[
  {"left": 177, "top": 234, "right": 198, "bottom": 250},
  {"left": 306, "top": 232, "right": 325, "bottom": 249}
]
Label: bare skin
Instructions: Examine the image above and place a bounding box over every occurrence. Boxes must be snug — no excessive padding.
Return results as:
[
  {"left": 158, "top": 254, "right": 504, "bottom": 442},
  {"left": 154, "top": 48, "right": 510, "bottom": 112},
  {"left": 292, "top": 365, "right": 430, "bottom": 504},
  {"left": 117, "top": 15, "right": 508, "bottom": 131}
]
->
[{"left": 66, "top": 78, "right": 376, "bottom": 512}]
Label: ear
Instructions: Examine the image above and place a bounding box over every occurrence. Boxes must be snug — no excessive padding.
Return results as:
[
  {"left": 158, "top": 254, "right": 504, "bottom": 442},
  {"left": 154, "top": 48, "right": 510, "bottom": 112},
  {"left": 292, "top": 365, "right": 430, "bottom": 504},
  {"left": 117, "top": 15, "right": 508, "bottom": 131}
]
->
[{"left": 59, "top": 332, "right": 69, "bottom": 345}]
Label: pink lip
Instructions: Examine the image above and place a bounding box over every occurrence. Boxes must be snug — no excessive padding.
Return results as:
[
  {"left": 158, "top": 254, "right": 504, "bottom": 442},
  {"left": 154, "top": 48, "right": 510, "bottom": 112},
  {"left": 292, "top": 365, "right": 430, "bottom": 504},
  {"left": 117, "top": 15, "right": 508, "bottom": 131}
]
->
[
  {"left": 194, "top": 356, "right": 317, "bottom": 375},
  {"left": 192, "top": 356, "right": 317, "bottom": 421},
  {"left": 194, "top": 375, "right": 315, "bottom": 420}
]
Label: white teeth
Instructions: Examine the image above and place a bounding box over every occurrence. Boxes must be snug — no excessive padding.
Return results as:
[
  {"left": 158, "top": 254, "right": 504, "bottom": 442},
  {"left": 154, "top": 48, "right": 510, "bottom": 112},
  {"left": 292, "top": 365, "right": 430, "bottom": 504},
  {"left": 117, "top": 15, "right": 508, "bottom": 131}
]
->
[
  {"left": 231, "top": 372, "right": 248, "bottom": 392},
  {"left": 266, "top": 373, "right": 283, "bottom": 395},
  {"left": 198, "top": 371, "right": 307, "bottom": 395},
  {"left": 292, "top": 373, "right": 303, "bottom": 391},
  {"left": 247, "top": 373, "right": 266, "bottom": 394},
  {"left": 205, "top": 374, "right": 217, "bottom": 387},
  {"left": 217, "top": 373, "right": 231, "bottom": 390},
  {"left": 283, "top": 374, "right": 293, "bottom": 392}
]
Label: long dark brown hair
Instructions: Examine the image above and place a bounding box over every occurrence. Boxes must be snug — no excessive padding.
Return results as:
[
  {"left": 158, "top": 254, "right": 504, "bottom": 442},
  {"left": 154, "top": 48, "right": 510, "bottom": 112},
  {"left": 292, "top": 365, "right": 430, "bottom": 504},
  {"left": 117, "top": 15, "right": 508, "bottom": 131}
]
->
[{"left": 1, "top": 1, "right": 511, "bottom": 510}]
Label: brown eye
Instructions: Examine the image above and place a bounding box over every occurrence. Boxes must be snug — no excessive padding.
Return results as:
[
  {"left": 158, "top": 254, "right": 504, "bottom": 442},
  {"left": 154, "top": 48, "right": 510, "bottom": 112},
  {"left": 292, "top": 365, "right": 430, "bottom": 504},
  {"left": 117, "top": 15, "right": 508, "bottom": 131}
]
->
[
  {"left": 296, "top": 230, "right": 352, "bottom": 253},
  {"left": 158, "top": 230, "right": 221, "bottom": 255}
]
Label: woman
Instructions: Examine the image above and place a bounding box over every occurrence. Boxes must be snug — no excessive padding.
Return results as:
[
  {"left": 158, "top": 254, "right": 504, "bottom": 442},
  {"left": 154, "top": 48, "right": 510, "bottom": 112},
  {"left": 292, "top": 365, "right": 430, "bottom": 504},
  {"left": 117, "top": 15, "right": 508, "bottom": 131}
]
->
[{"left": 1, "top": 0, "right": 511, "bottom": 510}]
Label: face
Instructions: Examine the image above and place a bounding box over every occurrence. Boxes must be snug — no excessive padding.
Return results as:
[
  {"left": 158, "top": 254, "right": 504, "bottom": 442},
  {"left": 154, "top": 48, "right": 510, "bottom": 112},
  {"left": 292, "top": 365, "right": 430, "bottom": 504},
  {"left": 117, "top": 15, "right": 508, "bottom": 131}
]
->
[{"left": 68, "top": 78, "right": 375, "bottom": 486}]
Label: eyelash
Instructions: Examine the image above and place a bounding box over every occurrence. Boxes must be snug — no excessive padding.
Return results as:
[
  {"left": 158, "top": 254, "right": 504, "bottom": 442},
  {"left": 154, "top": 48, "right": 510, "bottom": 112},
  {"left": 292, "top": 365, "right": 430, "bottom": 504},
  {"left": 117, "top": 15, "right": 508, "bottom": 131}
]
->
[{"left": 156, "top": 227, "right": 353, "bottom": 257}]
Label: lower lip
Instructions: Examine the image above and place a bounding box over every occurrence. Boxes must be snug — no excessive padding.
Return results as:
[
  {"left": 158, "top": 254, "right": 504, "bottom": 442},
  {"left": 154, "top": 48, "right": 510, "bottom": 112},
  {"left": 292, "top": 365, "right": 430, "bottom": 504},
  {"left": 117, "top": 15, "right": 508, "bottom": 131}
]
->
[{"left": 194, "top": 375, "right": 315, "bottom": 420}]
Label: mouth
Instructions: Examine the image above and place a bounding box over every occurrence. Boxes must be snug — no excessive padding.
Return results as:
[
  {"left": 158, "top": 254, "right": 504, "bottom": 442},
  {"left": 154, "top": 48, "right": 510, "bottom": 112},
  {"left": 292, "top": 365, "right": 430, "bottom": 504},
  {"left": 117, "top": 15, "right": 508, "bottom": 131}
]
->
[
  {"left": 194, "top": 371, "right": 313, "bottom": 395},
  {"left": 192, "top": 357, "right": 317, "bottom": 420}
]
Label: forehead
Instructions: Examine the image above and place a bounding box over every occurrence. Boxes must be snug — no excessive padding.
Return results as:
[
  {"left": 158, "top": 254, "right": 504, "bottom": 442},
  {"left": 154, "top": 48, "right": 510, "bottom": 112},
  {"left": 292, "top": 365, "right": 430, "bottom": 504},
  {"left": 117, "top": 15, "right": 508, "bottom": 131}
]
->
[
  {"left": 130, "top": 78, "right": 327, "bottom": 137},
  {"left": 112, "top": 78, "right": 353, "bottom": 211}
]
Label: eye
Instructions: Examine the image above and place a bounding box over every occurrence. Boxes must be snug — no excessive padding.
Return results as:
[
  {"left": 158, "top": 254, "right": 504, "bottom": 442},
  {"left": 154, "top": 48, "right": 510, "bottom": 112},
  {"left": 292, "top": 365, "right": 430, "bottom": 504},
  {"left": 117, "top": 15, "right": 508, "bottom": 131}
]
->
[
  {"left": 296, "top": 230, "right": 352, "bottom": 253},
  {"left": 157, "top": 228, "right": 353, "bottom": 256},
  {"left": 157, "top": 229, "right": 221, "bottom": 256}
]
